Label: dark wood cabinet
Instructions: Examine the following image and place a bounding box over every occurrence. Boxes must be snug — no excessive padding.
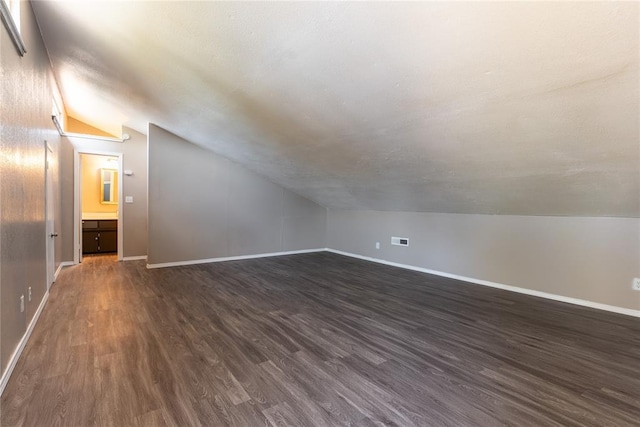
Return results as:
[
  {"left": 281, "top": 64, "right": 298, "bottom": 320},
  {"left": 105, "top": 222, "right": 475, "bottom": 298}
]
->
[
  {"left": 82, "top": 219, "right": 117, "bottom": 254},
  {"left": 82, "top": 230, "right": 100, "bottom": 253}
]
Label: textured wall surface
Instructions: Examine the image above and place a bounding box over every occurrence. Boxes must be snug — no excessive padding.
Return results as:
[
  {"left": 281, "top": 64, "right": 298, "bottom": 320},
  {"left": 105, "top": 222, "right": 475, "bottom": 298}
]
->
[
  {"left": 32, "top": 1, "right": 640, "bottom": 216},
  {"left": 119, "top": 128, "right": 148, "bottom": 258},
  {"left": 0, "top": 1, "right": 61, "bottom": 376},
  {"left": 327, "top": 210, "right": 640, "bottom": 311},
  {"left": 60, "top": 137, "right": 75, "bottom": 262},
  {"left": 147, "top": 124, "right": 326, "bottom": 265},
  {"left": 61, "top": 127, "right": 148, "bottom": 260}
]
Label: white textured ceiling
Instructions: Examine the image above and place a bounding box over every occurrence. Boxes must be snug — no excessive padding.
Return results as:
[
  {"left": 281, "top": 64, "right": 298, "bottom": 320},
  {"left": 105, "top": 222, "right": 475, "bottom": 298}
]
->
[{"left": 33, "top": 1, "right": 639, "bottom": 216}]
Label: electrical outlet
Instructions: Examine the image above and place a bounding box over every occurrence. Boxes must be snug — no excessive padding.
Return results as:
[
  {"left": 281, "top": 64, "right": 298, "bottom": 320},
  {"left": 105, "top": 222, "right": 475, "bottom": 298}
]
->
[
  {"left": 20, "top": 295, "right": 24, "bottom": 313},
  {"left": 28, "top": 286, "right": 32, "bottom": 302},
  {"left": 633, "top": 278, "right": 640, "bottom": 291},
  {"left": 375, "top": 242, "right": 380, "bottom": 249},
  {"left": 391, "top": 236, "right": 409, "bottom": 247}
]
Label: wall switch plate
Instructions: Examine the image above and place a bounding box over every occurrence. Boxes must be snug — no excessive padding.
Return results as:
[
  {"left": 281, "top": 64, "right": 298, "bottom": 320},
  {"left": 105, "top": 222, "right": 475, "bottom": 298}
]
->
[
  {"left": 125, "top": 196, "right": 133, "bottom": 203},
  {"left": 375, "top": 242, "right": 380, "bottom": 249},
  {"left": 633, "top": 278, "right": 640, "bottom": 291}
]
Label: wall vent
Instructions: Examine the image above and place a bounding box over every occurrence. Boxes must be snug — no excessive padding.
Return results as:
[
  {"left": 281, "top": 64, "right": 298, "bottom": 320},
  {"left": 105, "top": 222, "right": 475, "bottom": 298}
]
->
[{"left": 391, "top": 237, "right": 409, "bottom": 247}]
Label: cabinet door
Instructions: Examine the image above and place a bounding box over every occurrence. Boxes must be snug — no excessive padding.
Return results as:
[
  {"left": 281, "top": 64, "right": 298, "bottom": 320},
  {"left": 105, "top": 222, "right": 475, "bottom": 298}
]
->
[
  {"left": 99, "top": 230, "right": 118, "bottom": 253},
  {"left": 83, "top": 231, "right": 100, "bottom": 254}
]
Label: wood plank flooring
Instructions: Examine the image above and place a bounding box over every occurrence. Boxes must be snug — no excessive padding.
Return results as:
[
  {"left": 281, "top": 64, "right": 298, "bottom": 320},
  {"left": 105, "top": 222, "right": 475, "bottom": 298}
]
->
[{"left": 1, "top": 252, "right": 639, "bottom": 426}]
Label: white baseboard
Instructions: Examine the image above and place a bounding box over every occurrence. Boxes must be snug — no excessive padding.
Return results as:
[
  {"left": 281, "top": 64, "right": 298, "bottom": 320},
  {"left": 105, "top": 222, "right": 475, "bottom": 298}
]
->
[
  {"left": 146, "top": 248, "right": 326, "bottom": 269},
  {"left": 54, "top": 261, "right": 75, "bottom": 280},
  {"left": 325, "top": 248, "right": 640, "bottom": 318},
  {"left": 0, "top": 290, "right": 50, "bottom": 397},
  {"left": 122, "top": 255, "right": 147, "bottom": 261}
]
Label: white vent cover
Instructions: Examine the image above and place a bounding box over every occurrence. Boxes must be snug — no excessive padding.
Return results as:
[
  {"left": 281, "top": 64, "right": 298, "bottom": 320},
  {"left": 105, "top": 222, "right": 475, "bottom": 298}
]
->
[{"left": 391, "top": 237, "right": 409, "bottom": 247}]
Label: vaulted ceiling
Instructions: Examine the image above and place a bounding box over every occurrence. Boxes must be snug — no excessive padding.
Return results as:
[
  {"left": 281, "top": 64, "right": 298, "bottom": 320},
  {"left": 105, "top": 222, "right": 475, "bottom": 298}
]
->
[{"left": 32, "top": 1, "right": 639, "bottom": 216}]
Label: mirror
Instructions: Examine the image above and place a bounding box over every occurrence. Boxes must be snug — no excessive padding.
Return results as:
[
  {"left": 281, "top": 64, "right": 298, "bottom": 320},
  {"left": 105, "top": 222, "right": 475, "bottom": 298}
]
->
[{"left": 100, "top": 168, "right": 118, "bottom": 204}]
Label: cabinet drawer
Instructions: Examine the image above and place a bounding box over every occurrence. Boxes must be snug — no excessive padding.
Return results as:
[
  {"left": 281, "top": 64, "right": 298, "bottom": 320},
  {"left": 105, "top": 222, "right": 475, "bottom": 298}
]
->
[
  {"left": 82, "top": 220, "right": 98, "bottom": 229},
  {"left": 98, "top": 220, "right": 118, "bottom": 230}
]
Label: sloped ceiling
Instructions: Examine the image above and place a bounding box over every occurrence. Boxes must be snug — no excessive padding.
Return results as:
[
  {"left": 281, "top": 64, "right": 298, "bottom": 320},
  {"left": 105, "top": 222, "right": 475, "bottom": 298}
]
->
[{"left": 32, "top": 1, "right": 639, "bottom": 216}]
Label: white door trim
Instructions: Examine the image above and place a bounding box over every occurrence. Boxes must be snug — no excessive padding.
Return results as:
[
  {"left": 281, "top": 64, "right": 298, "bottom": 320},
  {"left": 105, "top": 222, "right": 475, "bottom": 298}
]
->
[
  {"left": 45, "top": 141, "right": 55, "bottom": 289},
  {"left": 73, "top": 149, "right": 124, "bottom": 263}
]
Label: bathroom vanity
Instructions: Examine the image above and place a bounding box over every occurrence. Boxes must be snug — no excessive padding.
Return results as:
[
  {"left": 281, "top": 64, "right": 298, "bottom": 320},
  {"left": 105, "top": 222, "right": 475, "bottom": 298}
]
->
[{"left": 82, "top": 218, "right": 117, "bottom": 254}]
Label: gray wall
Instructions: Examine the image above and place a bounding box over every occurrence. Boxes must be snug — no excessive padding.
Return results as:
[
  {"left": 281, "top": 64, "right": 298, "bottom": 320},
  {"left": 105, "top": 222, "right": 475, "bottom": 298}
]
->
[
  {"left": 0, "top": 1, "right": 62, "bottom": 375},
  {"left": 147, "top": 124, "right": 326, "bottom": 265},
  {"left": 60, "top": 127, "right": 148, "bottom": 260},
  {"left": 327, "top": 210, "right": 640, "bottom": 311}
]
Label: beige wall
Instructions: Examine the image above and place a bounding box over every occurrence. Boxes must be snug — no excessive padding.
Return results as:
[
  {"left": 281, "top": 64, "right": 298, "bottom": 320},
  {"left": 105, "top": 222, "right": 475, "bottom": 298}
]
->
[
  {"left": 327, "top": 210, "right": 640, "bottom": 311},
  {"left": 66, "top": 116, "right": 115, "bottom": 138},
  {"left": 147, "top": 124, "right": 327, "bottom": 265},
  {"left": 80, "top": 154, "right": 119, "bottom": 215},
  {"left": 0, "top": 1, "right": 62, "bottom": 377}
]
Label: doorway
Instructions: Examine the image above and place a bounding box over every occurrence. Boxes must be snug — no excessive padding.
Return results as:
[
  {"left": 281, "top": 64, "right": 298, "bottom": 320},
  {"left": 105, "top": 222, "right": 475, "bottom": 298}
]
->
[{"left": 74, "top": 150, "right": 123, "bottom": 263}]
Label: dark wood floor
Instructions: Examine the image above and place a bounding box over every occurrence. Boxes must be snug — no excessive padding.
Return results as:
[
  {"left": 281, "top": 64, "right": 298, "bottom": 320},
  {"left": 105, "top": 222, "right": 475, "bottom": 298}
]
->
[{"left": 1, "top": 253, "right": 639, "bottom": 426}]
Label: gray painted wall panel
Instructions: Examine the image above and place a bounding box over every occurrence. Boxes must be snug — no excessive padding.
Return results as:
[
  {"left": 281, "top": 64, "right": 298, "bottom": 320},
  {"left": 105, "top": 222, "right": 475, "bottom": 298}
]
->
[
  {"left": 327, "top": 210, "right": 640, "bottom": 311},
  {"left": 282, "top": 214, "right": 327, "bottom": 252},
  {"left": 147, "top": 124, "right": 326, "bottom": 265},
  {"left": 120, "top": 128, "right": 148, "bottom": 258},
  {"left": 283, "top": 191, "right": 325, "bottom": 220},
  {"left": 226, "top": 166, "right": 283, "bottom": 257},
  {"left": 60, "top": 138, "right": 75, "bottom": 262},
  {"left": 148, "top": 128, "right": 230, "bottom": 262},
  {"left": 0, "top": 1, "right": 61, "bottom": 375}
]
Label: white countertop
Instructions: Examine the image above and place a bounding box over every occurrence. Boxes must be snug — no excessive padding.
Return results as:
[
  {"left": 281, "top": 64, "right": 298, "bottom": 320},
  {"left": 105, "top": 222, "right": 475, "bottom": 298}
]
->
[{"left": 82, "top": 212, "right": 118, "bottom": 220}]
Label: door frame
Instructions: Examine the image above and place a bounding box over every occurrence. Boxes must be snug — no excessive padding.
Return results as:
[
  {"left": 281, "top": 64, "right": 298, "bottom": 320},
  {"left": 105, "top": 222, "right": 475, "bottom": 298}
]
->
[
  {"left": 73, "top": 149, "right": 124, "bottom": 263},
  {"left": 45, "top": 141, "right": 56, "bottom": 289}
]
